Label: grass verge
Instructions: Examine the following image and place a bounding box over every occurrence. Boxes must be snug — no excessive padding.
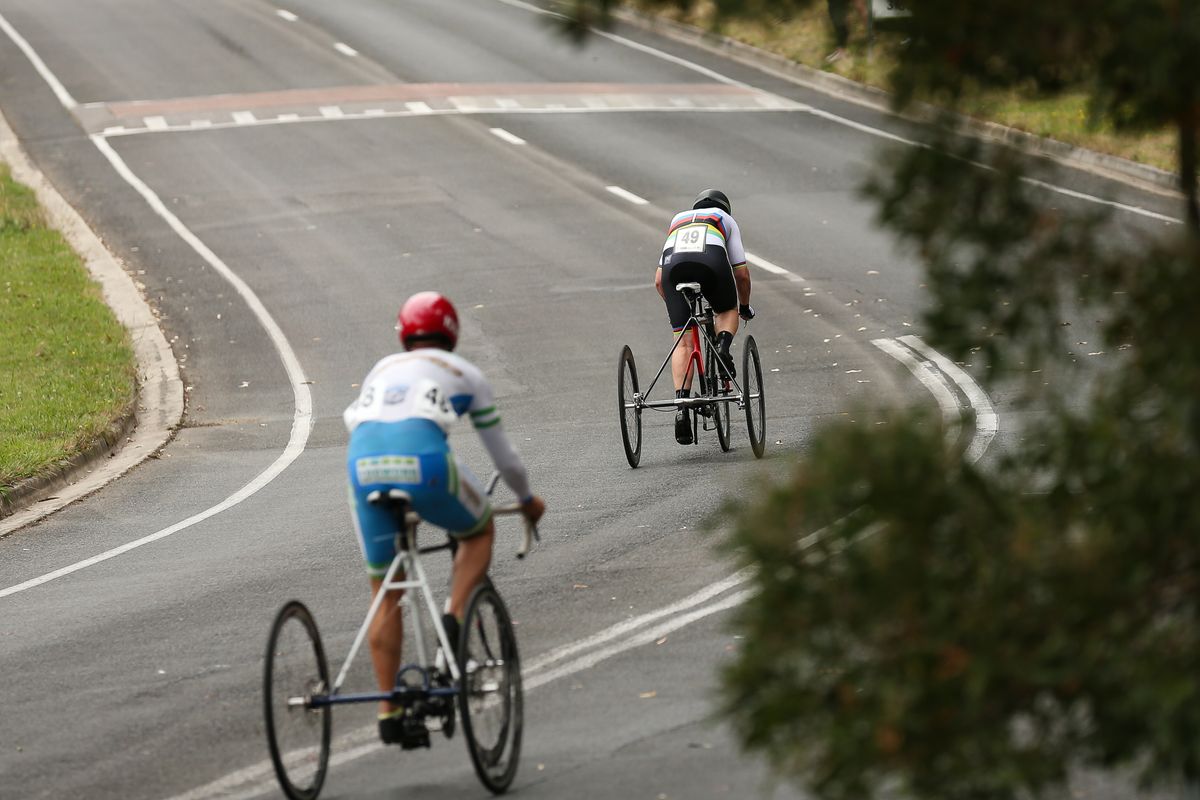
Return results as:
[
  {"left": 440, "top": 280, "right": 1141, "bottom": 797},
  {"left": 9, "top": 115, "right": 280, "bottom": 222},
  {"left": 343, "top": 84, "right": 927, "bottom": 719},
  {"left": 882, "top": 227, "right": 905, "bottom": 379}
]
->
[
  {"left": 0, "top": 162, "right": 135, "bottom": 495},
  {"left": 632, "top": 2, "right": 1179, "bottom": 174}
]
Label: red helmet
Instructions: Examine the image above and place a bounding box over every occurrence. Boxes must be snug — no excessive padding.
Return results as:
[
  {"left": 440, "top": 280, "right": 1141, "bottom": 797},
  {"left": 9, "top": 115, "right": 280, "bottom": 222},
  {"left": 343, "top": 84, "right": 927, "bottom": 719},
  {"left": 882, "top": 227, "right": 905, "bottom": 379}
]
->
[{"left": 397, "top": 292, "right": 459, "bottom": 350}]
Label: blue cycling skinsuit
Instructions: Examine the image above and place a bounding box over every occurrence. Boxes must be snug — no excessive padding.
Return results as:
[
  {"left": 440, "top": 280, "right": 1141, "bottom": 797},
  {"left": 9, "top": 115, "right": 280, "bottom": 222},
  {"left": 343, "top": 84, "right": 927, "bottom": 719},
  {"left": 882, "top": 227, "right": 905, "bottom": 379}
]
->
[{"left": 344, "top": 348, "right": 532, "bottom": 577}]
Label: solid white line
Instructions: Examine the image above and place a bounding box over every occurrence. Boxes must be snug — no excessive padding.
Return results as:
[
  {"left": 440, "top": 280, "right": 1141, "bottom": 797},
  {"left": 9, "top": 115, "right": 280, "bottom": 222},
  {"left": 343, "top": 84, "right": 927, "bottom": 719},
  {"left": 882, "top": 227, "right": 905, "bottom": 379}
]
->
[
  {"left": 231, "top": 111, "right": 256, "bottom": 125},
  {"left": 318, "top": 105, "right": 344, "bottom": 119},
  {"left": 404, "top": 101, "right": 432, "bottom": 114},
  {"left": 364, "top": 108, "right": 385, "bottom": 117},
  {"left": 606, "top": 185, "right": 648, "bottom": 205},
  {"left": 190, "top": 119, "right": 213, "bottom": 129},
  {"left": 0, "top": 12, "right": 78, "bottom": 109},
  {"left": 489, "top": 127, "right": 525, "bottom": 145},
  {"left": 275, "top": 9, "right": 298, "bottom": 22},
  {"left": 484, "top": 0, "right": 1181, "bottom": 226},
  {"left": 276, "top": 113, "right": 300, "bottom": 122},
  {"left": 0, "top": 137, "right": 314, "bottom": 600},
  {"left": 333, "top": 42, "right": 358, "bottom": 57},
  {"left": 871, "top": 337, "right": 961, "bottom": 439},
  {"left": 745, "top": 252, "right": 801, "bottom": 280},
  {"left": 899, "top": 334, "right": 998, "bottom": 461},
  {"left": 144, "top": 116, "right": 168, "bottom": 130}
]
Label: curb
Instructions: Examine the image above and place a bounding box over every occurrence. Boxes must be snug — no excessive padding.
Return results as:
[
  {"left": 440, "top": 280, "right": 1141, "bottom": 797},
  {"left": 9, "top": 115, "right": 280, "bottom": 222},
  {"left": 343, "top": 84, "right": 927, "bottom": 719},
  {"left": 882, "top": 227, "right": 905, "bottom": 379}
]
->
[
  {"left": 0, "top": 108, "right": 184, "bottom": 536},
  {"left": 615, "top": 8, "right": 1183, "bottom": 198}
]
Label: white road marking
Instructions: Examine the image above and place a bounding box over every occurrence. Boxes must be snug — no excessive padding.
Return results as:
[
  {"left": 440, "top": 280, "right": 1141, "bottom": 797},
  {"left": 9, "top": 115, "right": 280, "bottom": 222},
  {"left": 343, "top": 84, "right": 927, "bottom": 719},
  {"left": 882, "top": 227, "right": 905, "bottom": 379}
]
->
[
  {"left": 144, "top": 115, "right": 168, "bottom": 130},
  {"left": 274, "top": 9, "right": 298, "bottom": 22},
  {"left": 745, "top": 252, "right": 801, "bottom": 280},
  {"left": 871, "top": 337, "right": 961, "bottom": 441},
  {"left": 404, "top": 101, "right": 432, "bottom": 114},
  {"left": 484, "top": 0, "right": 1182, "bottom": 227},
  {"left": 0, "top": 134, "right": 315, "bottom": 600},
  {"left": 276, "top": 113, "right": 300, "bottom": 122},
  {"left": 102, "top": 125, "right": 126, "bottom": 135},
  {"left": 190, "top": 119, "right": 213, "bottom": 128},
  {"left": 898, "top": 334, "right": 998, "bottom": 461},
  {"left": 333, "top": 42, "right": 358, "bottom": 57},
  {"left": 496, "top": 98, "right": 520, "bottom": 109},
  {"left": 0, "top": 12, "right": 77, "bottom": 109},
  {"left": 231, "top": 111, "right": 257, "bottom": 125},
  {"left": 488, "top": 127, "right": 526, "bottom": 145},
  {"left": 606, "top": 185, "right": 648, "bottom": 205},
  {"left": 318, "top": 105, "right": 344, "bottom": 119},
  {"left": 363, "top": 108, "right": 385, "bottom": 116}
]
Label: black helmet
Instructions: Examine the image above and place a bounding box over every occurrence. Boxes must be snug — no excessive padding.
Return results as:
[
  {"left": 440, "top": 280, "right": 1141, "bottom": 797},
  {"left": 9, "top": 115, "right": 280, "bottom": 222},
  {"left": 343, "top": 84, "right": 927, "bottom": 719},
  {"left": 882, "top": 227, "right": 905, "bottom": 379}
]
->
[{"left": 692, "top": 188, "right": 731, "bottom": 215}]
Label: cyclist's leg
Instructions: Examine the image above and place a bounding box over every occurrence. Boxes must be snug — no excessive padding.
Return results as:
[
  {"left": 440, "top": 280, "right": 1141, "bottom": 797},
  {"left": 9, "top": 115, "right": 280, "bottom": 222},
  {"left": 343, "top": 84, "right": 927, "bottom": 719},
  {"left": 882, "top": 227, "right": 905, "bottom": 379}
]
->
[
  {"left": 410, "top": 454, "right": 493, "bottom": 625},
  {"left": 661, "top": 260, "right": 699, "bottom": 392},
  {"left": 698, "top": 250, "right": 741, "bottom": 377}
]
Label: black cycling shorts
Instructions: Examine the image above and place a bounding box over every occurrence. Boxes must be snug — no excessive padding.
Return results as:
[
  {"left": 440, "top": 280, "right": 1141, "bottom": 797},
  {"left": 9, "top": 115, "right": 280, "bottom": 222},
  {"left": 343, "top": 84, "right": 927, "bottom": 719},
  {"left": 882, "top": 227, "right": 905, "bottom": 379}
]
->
[{"left": 661, "top": 247, "right": 738, "bottom": 332}]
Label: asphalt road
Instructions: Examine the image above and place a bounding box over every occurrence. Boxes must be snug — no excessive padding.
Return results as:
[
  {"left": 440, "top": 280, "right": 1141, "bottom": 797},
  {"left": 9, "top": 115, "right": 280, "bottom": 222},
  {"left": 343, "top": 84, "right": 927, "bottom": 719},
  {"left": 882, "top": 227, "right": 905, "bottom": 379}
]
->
[{"left": 0, "top": 1, "right": 1184, "bottom": 798}]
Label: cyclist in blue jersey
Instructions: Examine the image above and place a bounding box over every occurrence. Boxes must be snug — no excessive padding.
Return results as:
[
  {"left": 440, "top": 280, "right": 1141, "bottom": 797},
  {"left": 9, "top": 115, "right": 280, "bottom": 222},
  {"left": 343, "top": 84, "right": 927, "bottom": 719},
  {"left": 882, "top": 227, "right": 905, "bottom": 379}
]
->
[
  {"left": 344, "top": 291, "right": 546, "bottom": 747},
  {"left": 655, "top": 189, "right": 754, "bottom": 444}
]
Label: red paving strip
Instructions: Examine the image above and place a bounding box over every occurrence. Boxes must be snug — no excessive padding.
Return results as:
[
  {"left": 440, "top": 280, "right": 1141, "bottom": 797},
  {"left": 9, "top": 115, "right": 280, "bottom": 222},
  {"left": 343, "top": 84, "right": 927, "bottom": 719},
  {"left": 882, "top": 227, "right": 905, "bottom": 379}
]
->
[{"left": 104, "top": 82, "right": 754, "bottom": 117}]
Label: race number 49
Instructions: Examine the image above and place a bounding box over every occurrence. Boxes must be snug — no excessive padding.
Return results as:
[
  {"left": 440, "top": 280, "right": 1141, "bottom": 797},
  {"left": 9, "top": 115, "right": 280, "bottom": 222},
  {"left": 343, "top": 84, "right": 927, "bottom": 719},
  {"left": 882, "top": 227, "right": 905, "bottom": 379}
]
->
[{"left": 674, "top": 224, "right": 707, "bottom": 254}]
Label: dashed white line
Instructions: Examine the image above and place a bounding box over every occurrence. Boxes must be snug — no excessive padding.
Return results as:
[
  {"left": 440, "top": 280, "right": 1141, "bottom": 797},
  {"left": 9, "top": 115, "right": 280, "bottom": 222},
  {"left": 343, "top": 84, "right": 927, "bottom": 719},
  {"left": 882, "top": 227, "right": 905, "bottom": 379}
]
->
[
  {"left": 489, "top": 127, "right": 526, "bottom": 145},
  {"left": 318, "top": 105, "right": 344, "bottom": 119},
  {"left": 274, "top": 8, "right": 298, "bottom": 22},
  {"left": 404, "top": 101, "right": 432, "bottom": 115},
  {"left": 333, "top": 42, "right": 358, "bottom": 57},
  {"left": 606, "top": 185, "right": 648, "bottom": 205},
  {"left": 231, "top": 111, "right": 257, "bottom": 125},
  {"left": 144, "top": 116, "right": 168, "bottom": 131}
]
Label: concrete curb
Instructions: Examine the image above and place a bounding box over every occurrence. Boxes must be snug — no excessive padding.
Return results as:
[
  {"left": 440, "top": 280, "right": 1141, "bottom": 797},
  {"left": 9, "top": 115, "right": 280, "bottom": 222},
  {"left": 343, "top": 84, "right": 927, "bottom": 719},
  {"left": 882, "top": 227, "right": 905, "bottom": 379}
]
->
[
  {"left": 0, "top": 109, "right": 184, "bottom": 536},
  {"left": 616, "top": 8, "right": 1184, "bottom": 198}
]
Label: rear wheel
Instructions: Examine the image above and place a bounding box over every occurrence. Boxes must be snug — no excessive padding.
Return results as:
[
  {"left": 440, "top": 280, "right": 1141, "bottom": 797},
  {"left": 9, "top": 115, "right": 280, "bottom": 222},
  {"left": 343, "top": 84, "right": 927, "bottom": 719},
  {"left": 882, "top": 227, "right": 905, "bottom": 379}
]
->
[
  {"left": 618, "top": 346, "right": 642, "bottom": 468},
  {"left": 704, "top": 337, "right": 732, "bottom": 452},
  {"left": 264, "top": 601, "right": 331, "bottom": 800},
  {"left": 459, "top": 583, "right": 523, "bottom": 794},
  {"left": 742, "top": 335, "right": 766, "bottom": 459}
]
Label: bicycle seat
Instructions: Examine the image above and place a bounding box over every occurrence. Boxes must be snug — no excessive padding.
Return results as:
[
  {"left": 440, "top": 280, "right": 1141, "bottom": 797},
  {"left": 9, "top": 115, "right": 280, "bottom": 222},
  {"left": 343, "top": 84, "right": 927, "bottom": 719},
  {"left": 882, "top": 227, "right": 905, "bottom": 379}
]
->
[
  {"left": 366, "top": 488, "right": 414, "bottom": 514},
  {"left": 676, "top": 282, "right": 702, "bottom": 295}
]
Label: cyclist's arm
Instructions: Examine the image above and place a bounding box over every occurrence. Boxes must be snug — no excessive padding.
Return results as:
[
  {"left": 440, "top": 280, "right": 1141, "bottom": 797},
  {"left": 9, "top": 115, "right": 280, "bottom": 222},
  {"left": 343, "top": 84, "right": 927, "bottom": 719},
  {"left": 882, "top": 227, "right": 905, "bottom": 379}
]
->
[
  {"left": 734, "top": 266, "right": 751, "bottom": 306},
  {"left": 725, "top": 215, "right": 751, "bottom": 306},
  {"left": 475, "top": 421, "right": 532, "bottom": 502}
]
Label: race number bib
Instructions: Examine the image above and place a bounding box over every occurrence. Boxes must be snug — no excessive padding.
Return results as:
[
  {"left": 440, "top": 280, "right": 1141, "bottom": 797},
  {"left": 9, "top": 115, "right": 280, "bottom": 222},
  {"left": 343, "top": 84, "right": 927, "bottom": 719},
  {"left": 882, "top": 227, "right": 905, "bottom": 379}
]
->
[
  {"left": 674, "top": 224, "right": 707, "bottom": 254},
  {"left": 409, "top": 377, "right": 459, "bottom": 431}
]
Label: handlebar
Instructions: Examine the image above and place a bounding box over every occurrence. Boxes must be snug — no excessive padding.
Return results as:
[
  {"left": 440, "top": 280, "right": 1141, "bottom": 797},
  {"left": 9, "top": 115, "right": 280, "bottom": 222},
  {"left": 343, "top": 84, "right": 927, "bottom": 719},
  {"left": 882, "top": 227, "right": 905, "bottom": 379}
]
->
[{"left": 485, "top": 473, "right": 540, "bottom": 559}]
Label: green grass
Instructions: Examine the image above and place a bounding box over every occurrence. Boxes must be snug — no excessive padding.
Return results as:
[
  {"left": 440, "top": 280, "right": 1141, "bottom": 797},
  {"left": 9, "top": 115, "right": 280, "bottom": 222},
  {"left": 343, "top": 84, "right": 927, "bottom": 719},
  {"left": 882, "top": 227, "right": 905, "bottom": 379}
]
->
[
  {"left": 0, "top": 163, "right": 135, "bottom": 492},
  {"left": 635, "top": 2, "right": 1179, "bottom": 173}
]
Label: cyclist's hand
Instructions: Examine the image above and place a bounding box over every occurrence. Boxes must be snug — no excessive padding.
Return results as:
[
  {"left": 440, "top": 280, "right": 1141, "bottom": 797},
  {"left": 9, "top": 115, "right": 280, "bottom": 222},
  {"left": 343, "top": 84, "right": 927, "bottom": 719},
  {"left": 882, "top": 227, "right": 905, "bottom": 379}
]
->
[
  {"left": 739, "top": 304, "right": 756, "bottom": 321},
  {"left": 520, "top": 495, "right": 546, "bottom": 525}
]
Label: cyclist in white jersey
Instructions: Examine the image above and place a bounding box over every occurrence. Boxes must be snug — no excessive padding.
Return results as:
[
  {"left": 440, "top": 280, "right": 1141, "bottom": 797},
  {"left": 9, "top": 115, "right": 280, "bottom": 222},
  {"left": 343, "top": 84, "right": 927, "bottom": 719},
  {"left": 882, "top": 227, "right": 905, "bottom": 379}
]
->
[
  {"left": 344, "top": 291, "right": 546, "bottom": 746},
  {"left": 655, "top": 189, "right": 754, "bottom": 444}
]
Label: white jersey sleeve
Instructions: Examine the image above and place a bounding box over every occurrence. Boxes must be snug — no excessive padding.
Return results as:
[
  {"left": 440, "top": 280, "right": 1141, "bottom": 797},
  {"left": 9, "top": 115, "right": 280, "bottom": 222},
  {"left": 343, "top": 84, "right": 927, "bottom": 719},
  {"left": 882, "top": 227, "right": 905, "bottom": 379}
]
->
[{"left": 463, "top": 370, "right": 532, "bottom": 502}]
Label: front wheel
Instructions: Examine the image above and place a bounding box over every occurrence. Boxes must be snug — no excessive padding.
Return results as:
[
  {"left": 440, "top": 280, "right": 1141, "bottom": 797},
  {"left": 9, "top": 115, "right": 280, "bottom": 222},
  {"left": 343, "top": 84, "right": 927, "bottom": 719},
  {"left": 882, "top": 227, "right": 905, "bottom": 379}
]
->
[
  {"left": 264, "top": 601, "right": 332, "bottom": 800},
  {"left": 459, "top": 583, "right": 523, "bottom": 794},
  {"left": 742, "top": 335, "right": 766, "bottom": 459},
  {"left": 617, "top": 345, "right": 642, "bottom": 468}
]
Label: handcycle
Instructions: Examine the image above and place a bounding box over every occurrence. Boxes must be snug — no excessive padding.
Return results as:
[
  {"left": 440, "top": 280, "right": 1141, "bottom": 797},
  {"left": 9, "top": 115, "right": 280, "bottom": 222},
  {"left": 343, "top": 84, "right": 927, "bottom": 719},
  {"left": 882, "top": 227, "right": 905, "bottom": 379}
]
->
[
  {"left": 263, "top": 474, "right": 538, "bottom": 799},
  {"left": 617, "top": 281, "right": 766, "bottom": 468}
]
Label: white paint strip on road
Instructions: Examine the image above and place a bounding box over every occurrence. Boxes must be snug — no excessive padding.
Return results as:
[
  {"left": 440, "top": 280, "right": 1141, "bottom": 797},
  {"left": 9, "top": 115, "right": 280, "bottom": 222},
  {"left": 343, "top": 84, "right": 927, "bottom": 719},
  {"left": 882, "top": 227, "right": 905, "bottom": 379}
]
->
[
  {"left": 0, "top": 134, "right": 315, "bottom": 600},
  {"left": 102, "top": 125, "right": 126, "bottom": 135},
  {"left": 190, "top": 119, "right": 213, "bottom": 129},
  {"left": 745, "top": 252, "right": 803, "bottom": 281},
  {"left": 871, "top": 337, "right": 961, "bottom": 442},
  {"left": 274, "top": 8, "right": 298, "bottom": 22},
  {"left": 898, "top": 334, "right": 998, "bottom": 461},
  {"left": 144, "top": 115, "right": 168, "bottom": 131},
  {"left": 364, "top": 108, "right": 385, "bottom": 116},
  {"left": 496, "top": 98, "right": 520, "bottom": 109},
  {"left": 333, "top": 42, "right": 358, "bottom": 57},
  {"left": 276, "top": 113, "right": 300, "bottom": 122},
  {"left": 231, "top": 111, "right": 257, "bottom": 125},
  {"left": 318, "top": 105, "right": 344, "bottom": 119},
  {"left": 606, "top": 185, "right": 648, "bottom": 205},
  {"left": 404, "top": 101, "right": 432, "bottom": 114},
  {"left": 0, "top": 12, "right": 78, "bottom": 109},
  {"left": 484, "top": 0, "right": 1181, "bottom": 227},
  {"left": 489, "top": 127, "right": 526, "bottom": 145}
]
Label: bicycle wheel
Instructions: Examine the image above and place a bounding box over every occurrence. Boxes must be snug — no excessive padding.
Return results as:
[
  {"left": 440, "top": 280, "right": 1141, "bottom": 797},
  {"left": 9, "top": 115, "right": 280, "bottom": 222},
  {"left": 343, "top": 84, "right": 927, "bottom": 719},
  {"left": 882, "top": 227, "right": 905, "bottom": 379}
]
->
[
  {"left": 742, "top": 335, "right": 766, "bottom": 458},
  {"left": 264, "top": 601, "right": 332, "bottom": 800},
  {"left": 458, "top": 582, "right": 523, "bottom": 794},
  {"left": 704, "top": 336, "right": 732, "bottom": 452},
  {"left": 617, "top": 345, "right": 642, "bottom": 468}
]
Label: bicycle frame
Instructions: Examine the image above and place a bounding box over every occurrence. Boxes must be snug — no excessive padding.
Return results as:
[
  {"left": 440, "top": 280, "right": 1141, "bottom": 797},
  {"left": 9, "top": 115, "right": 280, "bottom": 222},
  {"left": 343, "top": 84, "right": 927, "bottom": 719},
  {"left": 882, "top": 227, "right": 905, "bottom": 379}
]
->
[
  {"left": 638, "top": 286, "right": 746, "bottom": 411},
  {"left": 306, "top": 495, "right": 535, "bottom": 710}
]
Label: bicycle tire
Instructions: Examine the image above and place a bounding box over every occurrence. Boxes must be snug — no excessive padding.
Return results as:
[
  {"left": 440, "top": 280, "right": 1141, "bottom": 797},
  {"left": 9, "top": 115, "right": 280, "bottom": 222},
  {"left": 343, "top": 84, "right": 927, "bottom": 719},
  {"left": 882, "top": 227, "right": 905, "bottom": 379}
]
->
[
  {"left": 617, "top": 345, "right": 642, "bottom": 468},
  {"left": 458, "top": 582, "right": 523, "bottom": 794},
  {"left": 704, "top": 333, "right": 732, "bottom": 452},
  {"left": 742, "top": 335, "right": 766, "bottom": 458},
  {"left": 264, "top": 600, "right": 332, "bottom": 800}
]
